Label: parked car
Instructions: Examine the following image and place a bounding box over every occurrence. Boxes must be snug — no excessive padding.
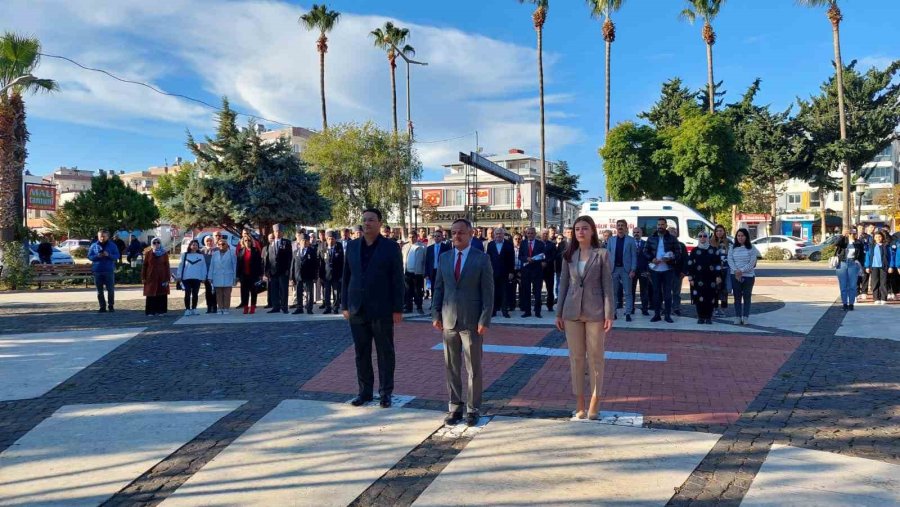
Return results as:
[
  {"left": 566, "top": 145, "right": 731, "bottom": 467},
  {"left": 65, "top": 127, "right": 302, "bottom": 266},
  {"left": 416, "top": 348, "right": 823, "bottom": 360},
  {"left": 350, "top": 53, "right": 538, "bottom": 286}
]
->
[
  {"left": 57, "top": 239, "right": 93, "bottom": 254},
  {"left": 29, "top": 244, "right": 75, "bottom": 265},
  {"left": 797, "top": 234, "right": 841, "bottom": 262},
  {"left": 180, "top": 231, "right": 242, "bottom": 253},
  {"left": 751, "top": 235, "right": 810, "bottom": 260}
]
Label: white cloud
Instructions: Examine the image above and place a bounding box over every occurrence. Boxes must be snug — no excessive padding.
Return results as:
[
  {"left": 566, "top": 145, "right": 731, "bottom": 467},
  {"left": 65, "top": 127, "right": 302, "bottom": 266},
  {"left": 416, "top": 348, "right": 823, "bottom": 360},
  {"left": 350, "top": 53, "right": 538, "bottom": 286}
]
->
[
  {"left": 857, "top": 55, "right": 896, "bottom": 71},
  {"left": 4, "top": 0, "right": 584, "bottom": 170}
]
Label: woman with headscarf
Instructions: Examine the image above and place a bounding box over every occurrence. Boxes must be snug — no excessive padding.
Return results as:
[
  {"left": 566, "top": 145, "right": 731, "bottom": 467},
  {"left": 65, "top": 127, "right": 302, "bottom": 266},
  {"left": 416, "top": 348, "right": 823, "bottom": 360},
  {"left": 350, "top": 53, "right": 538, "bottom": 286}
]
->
[
  {"left": 141, "top": 238, "right": 171, "bottom": 316},
  {"left": 686, "top": 231, "right": 721, "bottom": 324},
  {"left": 208, "top": 237, "right": 237, "bottom": 314}
]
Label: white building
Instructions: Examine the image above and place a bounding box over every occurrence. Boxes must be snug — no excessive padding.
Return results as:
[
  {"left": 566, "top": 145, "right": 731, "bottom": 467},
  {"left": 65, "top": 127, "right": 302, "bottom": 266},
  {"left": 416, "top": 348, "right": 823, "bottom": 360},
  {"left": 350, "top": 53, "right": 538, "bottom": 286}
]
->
[{"left": 410, "top": 148, "right": 581, "bottom": 231}]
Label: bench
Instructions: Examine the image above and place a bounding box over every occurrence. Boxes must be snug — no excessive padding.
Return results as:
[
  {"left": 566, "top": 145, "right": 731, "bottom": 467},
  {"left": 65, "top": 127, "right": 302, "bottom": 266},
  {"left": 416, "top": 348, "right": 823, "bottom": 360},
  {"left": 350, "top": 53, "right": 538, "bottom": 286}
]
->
[{"left": 31, "top": 264, "right": 95, "bottom": 289}]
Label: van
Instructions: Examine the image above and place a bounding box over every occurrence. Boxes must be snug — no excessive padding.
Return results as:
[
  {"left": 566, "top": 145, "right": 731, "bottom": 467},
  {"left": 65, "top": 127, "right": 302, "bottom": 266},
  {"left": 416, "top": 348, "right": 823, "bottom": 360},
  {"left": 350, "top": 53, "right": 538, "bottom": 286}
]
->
[{"left": 579, "top": 200, "right": 716, "bottom": 250}]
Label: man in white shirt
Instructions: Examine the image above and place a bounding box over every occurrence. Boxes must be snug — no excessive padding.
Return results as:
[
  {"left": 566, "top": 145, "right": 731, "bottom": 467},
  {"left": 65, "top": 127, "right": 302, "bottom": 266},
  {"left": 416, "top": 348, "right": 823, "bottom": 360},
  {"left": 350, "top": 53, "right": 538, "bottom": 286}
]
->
[
  {"left": 402, "top": 231, "right": 427, "bottom": 314},
  {"left": 644, "top": 218, "right": 679, "bottom": 323}
]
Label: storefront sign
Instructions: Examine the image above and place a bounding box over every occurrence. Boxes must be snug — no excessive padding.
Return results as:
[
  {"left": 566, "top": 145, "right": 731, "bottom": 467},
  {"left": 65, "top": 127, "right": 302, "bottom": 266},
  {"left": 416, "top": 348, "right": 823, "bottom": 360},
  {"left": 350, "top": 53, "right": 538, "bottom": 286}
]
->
[
  {"left": 737, "top": 213, "right": 770, "bottom": 222},
  {"left": 422, "top": 189, "right": 442, "bottom": 207},
  {"left": 780, "top": 214, "right": 814, "bottom": 222},
  {"left": 432, "top": 209, "right": 531, "bottom": 223},
  {"left": 25, "top": 184, "right": 57, "bottom": 211},
  {"left": 476, "top": 188, "right": 491, "bottom": 205}
]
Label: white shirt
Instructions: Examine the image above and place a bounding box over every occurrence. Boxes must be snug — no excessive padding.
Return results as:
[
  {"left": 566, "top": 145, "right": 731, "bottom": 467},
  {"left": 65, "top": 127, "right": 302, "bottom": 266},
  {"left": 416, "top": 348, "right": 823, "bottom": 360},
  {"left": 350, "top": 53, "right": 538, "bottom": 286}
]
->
[
  {"left": 453, "top": 245, "right": 472, "bottom": 275},
  {"left": 405, "top": 242, "right": 424, "bottom": 272},
  {"left": 652, "top": 237, "right": 670, "bottom": 272}
]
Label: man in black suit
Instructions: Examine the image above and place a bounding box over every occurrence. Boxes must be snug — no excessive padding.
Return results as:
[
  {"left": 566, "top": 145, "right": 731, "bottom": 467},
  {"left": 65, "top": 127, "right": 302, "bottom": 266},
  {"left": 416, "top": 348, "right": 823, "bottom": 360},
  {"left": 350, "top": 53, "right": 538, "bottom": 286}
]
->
[
  {"left": 263, "top": 223, "right": 293, "bottom": 313},
  {"left": 425, "top": 230, "right": 451, "bottom": 299},
  {"left": 290, "top": 233, "right": 318, "bottom": 314},
  {"left": 518, "top": 226, "right": 546, "bottom": 318},
  {"left": 318, "top": 230, "right": 343, "bottom": 314},
  {"left": 540, "top": 229, "right": 557, "bottom": 312},
  {"left": 486, "top": 226, "right": 514, "bottom": 318},
  {"left": 342, "top": 208, "right": 405, "bottom": 408}
]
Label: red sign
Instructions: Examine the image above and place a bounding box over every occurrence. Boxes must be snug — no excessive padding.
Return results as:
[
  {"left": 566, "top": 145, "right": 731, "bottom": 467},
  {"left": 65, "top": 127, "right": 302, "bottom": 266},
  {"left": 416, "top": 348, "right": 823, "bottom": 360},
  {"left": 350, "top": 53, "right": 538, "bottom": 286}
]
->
[
  {"left": 738, "top": 213, "right": 771, "bottom": 223},
  {"left": 25, "top": 184, "right": 57, "bottom": 211},
  {"left": 422, "top": 189, "right": 442, "bottom": 207},
  {"left": 516, "top": 187, "right": 522, "bottom": 209}
]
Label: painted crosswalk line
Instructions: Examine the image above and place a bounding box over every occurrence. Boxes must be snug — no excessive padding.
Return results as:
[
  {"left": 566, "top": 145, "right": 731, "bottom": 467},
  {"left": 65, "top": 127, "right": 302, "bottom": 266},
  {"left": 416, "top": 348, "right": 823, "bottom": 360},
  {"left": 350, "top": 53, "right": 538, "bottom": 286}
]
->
[
  {"left": 432, "top": 343, "right": 667, "bottom": 362},
  {"left": 0, "top": 401, "right": 244, "bottom": 506}
]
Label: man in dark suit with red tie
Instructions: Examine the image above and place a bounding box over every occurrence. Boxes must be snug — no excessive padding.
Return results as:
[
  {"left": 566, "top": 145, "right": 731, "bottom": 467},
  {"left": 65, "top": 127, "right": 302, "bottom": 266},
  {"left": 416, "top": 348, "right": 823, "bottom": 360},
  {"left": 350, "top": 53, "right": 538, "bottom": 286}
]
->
[
  {"left": 518, "top": 226, "right": 546, "bottom": 318},
  {"left": 486, "top": 226, "right": 514, "bottom": 318},
  {"left": 263, "top": 224, "right": 293, "bottom": 313}
]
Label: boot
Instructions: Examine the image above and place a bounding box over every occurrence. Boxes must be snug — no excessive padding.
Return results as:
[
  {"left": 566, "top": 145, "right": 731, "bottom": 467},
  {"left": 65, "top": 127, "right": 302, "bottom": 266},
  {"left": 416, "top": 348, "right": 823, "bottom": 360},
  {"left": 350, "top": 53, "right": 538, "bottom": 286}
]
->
[
  {"left": 249, "top": 306, "right": 256, "bottom": 314},
  {"left": 243, "top": 306, "right": 249, "bottom": 315}
]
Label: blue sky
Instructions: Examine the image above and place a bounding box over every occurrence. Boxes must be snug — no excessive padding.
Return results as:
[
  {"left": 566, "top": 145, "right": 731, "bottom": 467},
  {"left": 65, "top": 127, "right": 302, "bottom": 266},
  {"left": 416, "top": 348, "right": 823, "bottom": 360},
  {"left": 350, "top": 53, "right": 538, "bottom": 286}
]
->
[{"left": 6, "top": 0, "right": 899, "bottom": 200}]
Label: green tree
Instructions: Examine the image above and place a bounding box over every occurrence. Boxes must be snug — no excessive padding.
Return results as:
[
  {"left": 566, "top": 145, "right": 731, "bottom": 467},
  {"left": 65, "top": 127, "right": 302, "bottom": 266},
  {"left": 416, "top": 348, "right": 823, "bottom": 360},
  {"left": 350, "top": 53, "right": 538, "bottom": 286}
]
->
[
  {"left": 519, "top": 0, "right": 549, "bottom": 229},
  {"left": 301, "top": 122, "right": 422, "bottom": 226},
  {"left": 47, "top": 173, "right": 159, "bottom": 238},
  {"left": 299, "top": 4, "right": 341, "bottom": 131},
  {"left": 370, "top": 22, "right": 414, "bottom": 136},
  {"left": 638, "top": 78, "right": 696, "bottom": 130},
  {"left": 169, "top": 98, "right": 329, "bottom": 234},
  {"left": 679, "top": 0, "right": 723, "bottom": 114},
  {"left": 0, "top": 33, "right": 58, "bottom": 244},
  {"left": 548, "top": 160, "right": 586, "bottom": 201},
  {"left": 599, "top": 121, "right": 676, "bottom": 201},
  {"left": 151, "top": 161, "right": 196, "bottom": 227}
]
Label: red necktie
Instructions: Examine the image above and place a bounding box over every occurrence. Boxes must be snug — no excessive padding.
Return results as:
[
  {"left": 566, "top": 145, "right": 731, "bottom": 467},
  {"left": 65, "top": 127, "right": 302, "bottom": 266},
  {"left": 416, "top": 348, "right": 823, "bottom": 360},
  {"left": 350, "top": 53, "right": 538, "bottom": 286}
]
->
[
  {"left": 454, "top": 252, "right": 462, "bottom": 281},
  {"left": 528, "top": 241, "right": 533, "bottom": 256}
]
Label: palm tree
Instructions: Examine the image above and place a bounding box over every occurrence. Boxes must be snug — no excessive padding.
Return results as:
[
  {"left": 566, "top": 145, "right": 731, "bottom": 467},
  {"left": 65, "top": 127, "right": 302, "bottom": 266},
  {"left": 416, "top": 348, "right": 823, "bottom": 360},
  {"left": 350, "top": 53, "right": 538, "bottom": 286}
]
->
[
  {"left": 680, "top": 0, "right": 723, "bottom": 114},
  {"left": 519, "top": 0, "right": 549, "bottom": 230},
  {"left": 370, "top": 22, "right": 414, "bottom": 135},
  {"left": 299, "top": 4, "right": 341, "bottom": 132},
  {"left": 797, "top": 0, "right": 850, "bottom": 231},
  {"left": 0, "top": 33, "right": 58, "bottom": 244},
  {"left": 587, "top": 0, "right": 624, "bottom": 137}
]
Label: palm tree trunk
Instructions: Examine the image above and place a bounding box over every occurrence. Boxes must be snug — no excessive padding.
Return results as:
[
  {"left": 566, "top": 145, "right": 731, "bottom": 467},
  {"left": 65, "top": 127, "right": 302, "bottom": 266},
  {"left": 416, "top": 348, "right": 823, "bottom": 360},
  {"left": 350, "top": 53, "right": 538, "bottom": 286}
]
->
[
  {"left": 0, "top": 95, "right": 25, "bottom": 243},
  {"left": 390, "top": 59, "right": 398, "bottom": 135},
  {"left": 604, "top": 39, "right": 611, "bottom": 135},
  {"left": 820, "top": 189, "right": 827, "bottom": 243},
  {"left": 538, "top": 26, "right": 546, "bottom": 230},
  {"left": 319, "top": 48, "right": 327, "bottom": 131},
  {"left": 833, "top": 20, "right": 850, "bottom": 231},
  {"left": 706, "top": 41, "right": 715, "bottom": 114}
]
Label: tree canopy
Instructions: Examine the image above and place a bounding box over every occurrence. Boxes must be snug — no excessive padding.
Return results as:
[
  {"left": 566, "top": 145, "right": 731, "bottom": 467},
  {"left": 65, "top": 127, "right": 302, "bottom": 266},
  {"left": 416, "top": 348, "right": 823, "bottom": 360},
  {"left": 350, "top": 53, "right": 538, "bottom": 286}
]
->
[
  {"left": 548, "top": 160, "right": 586, "bottom": 201},
  {"left": 47, "top": 173, "right": 159, "bottom": 238}
]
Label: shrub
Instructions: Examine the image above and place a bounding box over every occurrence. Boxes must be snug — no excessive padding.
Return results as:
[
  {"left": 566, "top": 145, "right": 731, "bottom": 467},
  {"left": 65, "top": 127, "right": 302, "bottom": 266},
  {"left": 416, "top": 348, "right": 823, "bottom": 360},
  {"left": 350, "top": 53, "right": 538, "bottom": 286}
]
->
[
  {"left": 115, "top": 264, "right": 143, "bottom": 284},
  {"left": 71, "top": 246, "right": 88, "bottom": 259},
  {"left": 0, "top": 242, "right": 33, "bottom": 290},
  {"left": 818, "top": 244, "right": 837, "bottom": 261},
  {"left": 764, "top": 246, "right": 788, "bottom": 261}
]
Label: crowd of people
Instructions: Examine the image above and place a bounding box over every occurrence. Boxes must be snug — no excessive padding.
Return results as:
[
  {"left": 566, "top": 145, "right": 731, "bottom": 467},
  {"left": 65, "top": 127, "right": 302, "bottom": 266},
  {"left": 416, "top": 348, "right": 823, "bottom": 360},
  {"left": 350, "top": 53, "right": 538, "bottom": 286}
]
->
[{"left": 833, "top": 224, "right": 900, "bottom": 309}]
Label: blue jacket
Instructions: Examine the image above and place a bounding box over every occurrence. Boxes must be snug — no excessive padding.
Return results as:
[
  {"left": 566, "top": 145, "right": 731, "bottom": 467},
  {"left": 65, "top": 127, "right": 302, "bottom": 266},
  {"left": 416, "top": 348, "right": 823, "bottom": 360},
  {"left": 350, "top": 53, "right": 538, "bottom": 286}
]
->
[
  {"left": 891, "top": 243, "right": 899, "bottom": 269},
  {"left": 606, "top": 234, "right": 638, "bottom": 273},
  {"left": 87, "top": 240, "right": 120, "bottom": 274},
  {"left": 864, "top": 243, "right": 890, "bottom": 269}
]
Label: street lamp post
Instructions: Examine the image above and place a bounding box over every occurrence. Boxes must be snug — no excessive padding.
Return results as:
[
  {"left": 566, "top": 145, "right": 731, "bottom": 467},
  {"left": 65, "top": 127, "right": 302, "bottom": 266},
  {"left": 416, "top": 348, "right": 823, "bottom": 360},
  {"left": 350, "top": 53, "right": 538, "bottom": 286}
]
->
[
  {"left": 855, "top": 176, "right": 868, "bottom": 227},
  {"left": 411, "top": 193, "right": 421, "bottom": 233}
]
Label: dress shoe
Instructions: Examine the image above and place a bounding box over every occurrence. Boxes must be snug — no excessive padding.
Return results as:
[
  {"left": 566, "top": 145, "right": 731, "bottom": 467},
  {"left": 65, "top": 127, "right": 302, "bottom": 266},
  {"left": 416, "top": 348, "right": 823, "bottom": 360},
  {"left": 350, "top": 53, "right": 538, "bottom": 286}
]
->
[
  {"left": 641, "top": 309, "right": 650, "bottom": 316},
  {"left": 282, "top": 309, "right": 289, "bottom": 314},
  {"left": 319, "top": 304, "right": 327, "bottom": 309},
  {"left": 665, "top": 316, "right": 674, "bottom": 323},
  {"left": 674, "top": 309, "right": 682, "bottom": 316},
  {"left": 267, "top": 308, "right": 280, "bottom": 314},
  {"left": 305, "top": 308, "right": 313, "bottom": 314},
  {"left": 849, "top": 304, "right": 854, "bottom": 311},
  {"left": 292, "top": 308, "right": 304, "bottom": 315},
  {"left": 264, "top": 304, "right": 272, "bottom": 309},
  {"left": 465, "top": 412, "right": 479, "bottom": 426},
  {"left": 522, "top": 312, "right": 532, "bottom": 318},
  {"left": 108, "top": 306, "right": 115, "bottom": 313},
  {"left": 380, "top": 397, "right": 392, "bottom": 408},
  {"left": 444, "top": 411, "right": 463, "bottom": 425},
  {"left": 98, "top": 307, "right": 107, "bottom": 313},
  {"left": 350, "top": 396, "right": 372, "bottom": 407},
  {"left": 535, "top": 312, "right": 542, "bottom": 318},
  {"left": 324, "top": 308, "right": 333, "bottom": 314},
  {"left": 842, "top": 304, "right": 848, "bottom": 311},
  {"left": 650, "top": 315, "right": 661, "bottom": 322},
  {"left": 236, "top": 303, "right": 245, "bottom": 309},
  {"left": 625, "top": 314, "right": 632, "bottom": 322},
  {"left": 697, "top": 318, "right": 704, "bottom": 324}
]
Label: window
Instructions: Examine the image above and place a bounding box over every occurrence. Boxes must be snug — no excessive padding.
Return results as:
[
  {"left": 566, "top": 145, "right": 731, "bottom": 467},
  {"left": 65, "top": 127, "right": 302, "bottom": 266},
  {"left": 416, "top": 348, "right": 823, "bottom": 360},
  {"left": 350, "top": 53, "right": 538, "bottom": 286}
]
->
[
  {"left": 443, "top": 189, "right": 463, "bottom": 206},
  {"left": 770, "top": 237, "right": 786, "bottom": 243},
  {"left": 687, "top": 219, "right": 712, "bottom": 240},
  {"left": 866, "top": 166, "right": 893, "bottom": 184},
  {"left": 786, "top": 193, "right": 802, "bottom": 205},
  {"left": 809, "top": 192, "right": 821, "bottom": 207},
  {"left": 832, "top": 192, "right": 843, "bottom": 202},
  {"left": 637, "top": 216, "right": 678, "bottom": 238},
  {"left": 494, "top": 187, "right": 514, "bottom": 205}
]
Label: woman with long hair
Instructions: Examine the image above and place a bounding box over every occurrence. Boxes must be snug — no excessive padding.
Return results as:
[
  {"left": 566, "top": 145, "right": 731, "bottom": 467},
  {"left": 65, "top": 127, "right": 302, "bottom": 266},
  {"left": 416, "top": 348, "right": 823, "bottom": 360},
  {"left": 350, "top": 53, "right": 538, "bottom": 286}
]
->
[
  {"left": 834, "top": 228, "right": 864, "bottom": 310},
  {"left": 726, "top": 228, "right": 760, "bottom": 325},
  {"left": 142, "top": 238, "right": 171, "bottom": 316},
  {"left": 236, "top": 235, "right": 263, "bottom": 314},
  {"left": 710, "top": 224, "right": 732, "bottom": 317},
  {"left": 177, "top": 239, "right": 205, "bottom": 316},
  {"left": 555, "top": 216, "right": 614, "bottom": 420}
]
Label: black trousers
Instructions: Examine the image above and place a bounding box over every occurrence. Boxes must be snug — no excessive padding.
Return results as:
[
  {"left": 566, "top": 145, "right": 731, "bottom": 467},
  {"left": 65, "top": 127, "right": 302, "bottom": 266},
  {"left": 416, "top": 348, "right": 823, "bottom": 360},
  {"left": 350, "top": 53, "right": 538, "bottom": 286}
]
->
[
  {"left": 296, "top": 279, "right": 314, "bottom": 311},
  {"left": 519, "top": 268, "right": 542, "bottom": 313},
  {"left": 323, "top": 278, "right": 340, "bottom": 310},
  {"left": 509, "top": 270, "right": 521, "bottom": 310},
  {"left": 269, "top": 274, "right": 289, "bottom": 310},
  {"left": 239, "top": 275, "right": 258, "bottom": 307},
  {"left": 869, "top": 267, "right": 888, "bottom": 301},
  {"left": 650, "top": 270, "right": 674, "bottom": 317},
  {"left": 145, "top": 295, "right": 167, "bottom": 315},
  {"left": 859, "top": 269, "right": 870, "bottom": 295},
  {"left": 631, "top": 272, "right": 651, "bottom": 312},
  {"left": 350, "top": 316, "right": 395, "bottom": 399},
  {"left": 182, "top": 279, "right": 201, "bottom": 309},
  {"left": 404, "top": 272, "right": 424, "bottom": 311},
  {"left": 203, "top": 280, "right": 217, "bottom": 313},
  {"left": 542, "top": 267, "right": 555, "bottom": 310},
  {"left": 493, "top": 273, "right": 510, "bottom": 313}
]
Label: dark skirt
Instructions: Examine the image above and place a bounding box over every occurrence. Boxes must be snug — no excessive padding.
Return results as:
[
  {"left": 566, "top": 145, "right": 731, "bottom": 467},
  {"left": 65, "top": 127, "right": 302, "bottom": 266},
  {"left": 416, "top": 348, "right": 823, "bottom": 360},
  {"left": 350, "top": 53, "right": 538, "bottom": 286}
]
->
[{"left": 145, "top": 295, "right": 168, "bottom": 315}]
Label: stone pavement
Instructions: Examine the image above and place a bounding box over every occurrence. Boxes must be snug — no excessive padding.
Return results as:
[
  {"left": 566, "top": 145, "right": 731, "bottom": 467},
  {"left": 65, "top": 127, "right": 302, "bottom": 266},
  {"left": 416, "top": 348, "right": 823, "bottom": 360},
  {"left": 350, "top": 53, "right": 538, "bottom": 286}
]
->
[{"left": 0, "top": 264, "right": 898, "bottom": 506}]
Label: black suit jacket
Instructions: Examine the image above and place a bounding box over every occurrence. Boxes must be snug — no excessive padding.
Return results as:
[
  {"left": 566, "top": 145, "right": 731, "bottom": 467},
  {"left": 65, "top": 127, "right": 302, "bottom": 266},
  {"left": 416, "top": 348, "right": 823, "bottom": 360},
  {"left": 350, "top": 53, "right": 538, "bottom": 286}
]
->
[
  {"left": 290, "top": 245, "right": 319, "bottom": 282},
  {"left": 518, "top": 238, "right": 546, "bottom": 276},
  {"left": 318, "top": 242, "right": 344, "bottom": 282},
  {"left": 542, "top": 240, "right": 557, "bottom": 274},
  {"left": 425, "top": 242, "right": 451, "bottom": 283},
  {"left": 263, "top": 238, "right": 293, "bottom": 277},
  {"left": 341, "top": 236, "right": 404, "bottom": 318},
  {"left": 486, "top": 239, "right": 515, "bottom": 278}
]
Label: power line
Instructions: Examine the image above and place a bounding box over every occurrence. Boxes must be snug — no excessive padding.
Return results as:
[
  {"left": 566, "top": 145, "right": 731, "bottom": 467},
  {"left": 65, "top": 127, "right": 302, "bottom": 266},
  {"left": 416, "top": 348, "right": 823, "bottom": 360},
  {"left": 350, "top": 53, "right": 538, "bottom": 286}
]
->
[
  {"left": 38, "top": 52, "right": 296, "bottom": 128},
  {"left": 414, "top": 132, "right": 476, "bottom": 144}
]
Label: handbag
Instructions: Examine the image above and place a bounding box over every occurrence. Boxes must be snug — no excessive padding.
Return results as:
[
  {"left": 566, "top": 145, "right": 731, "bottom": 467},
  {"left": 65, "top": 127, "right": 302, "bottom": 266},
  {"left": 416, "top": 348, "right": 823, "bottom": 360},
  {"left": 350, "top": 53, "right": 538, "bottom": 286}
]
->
[
  {"left": 828, "top": 256, "right": 840, "bottom": 269},
  {"left": 253, "top": 279, "right": 268, "bottom": 294}
]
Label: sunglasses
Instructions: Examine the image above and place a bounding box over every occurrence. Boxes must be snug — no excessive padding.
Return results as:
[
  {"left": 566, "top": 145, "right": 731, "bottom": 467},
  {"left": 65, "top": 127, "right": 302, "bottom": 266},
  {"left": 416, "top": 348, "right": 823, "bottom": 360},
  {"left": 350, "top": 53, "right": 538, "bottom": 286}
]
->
[{"left": 698, "top": 234, "right": 708, "bottom": 238}]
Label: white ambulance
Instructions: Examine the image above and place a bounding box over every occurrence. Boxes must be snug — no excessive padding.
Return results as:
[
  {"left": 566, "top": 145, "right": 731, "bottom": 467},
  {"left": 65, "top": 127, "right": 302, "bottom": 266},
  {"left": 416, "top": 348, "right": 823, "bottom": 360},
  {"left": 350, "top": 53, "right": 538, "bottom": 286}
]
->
[{"left": 579, "top": 199, "right": 717, "bottom": 250}]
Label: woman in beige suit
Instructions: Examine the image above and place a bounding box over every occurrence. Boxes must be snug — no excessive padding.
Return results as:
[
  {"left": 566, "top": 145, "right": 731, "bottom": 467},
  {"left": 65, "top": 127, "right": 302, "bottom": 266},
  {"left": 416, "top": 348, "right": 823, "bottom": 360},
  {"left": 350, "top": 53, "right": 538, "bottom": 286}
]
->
[{"left": 555, "top": 215, "right": 615, "bottom": 420}]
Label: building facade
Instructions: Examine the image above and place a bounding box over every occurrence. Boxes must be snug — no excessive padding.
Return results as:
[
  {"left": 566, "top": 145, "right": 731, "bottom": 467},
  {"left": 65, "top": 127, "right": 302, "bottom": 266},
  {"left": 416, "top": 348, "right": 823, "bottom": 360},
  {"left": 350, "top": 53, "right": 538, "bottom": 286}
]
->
[
  {"left": 410, "top": 148, "right": 580, "bottom": 231},
  {"left": 258, "top": 126, "right": 315, "bottom": 155}
]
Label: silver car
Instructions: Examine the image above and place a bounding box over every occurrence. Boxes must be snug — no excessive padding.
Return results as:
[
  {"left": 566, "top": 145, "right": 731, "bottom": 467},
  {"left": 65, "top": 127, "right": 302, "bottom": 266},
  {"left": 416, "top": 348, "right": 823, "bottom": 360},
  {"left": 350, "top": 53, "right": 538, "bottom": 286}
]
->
[
  {"left": 29, "top": 245, "right": 75, "bottom": 265},
  {"left": 797, "top": 234, "right": 841, "bottom": 262}
]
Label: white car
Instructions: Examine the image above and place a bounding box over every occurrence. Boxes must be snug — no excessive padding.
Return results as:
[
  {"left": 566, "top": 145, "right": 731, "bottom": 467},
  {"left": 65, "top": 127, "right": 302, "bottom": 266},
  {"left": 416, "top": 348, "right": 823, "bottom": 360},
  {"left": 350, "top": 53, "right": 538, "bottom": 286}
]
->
[
  {"left": 751, "top": 235, "right": 810, "bottom": 260},
  {"left": 57, "top": 239, "right": 93, "bottom": 254},
  {"left": 29, "top": 245, "right": 75, "bottom": 265}
]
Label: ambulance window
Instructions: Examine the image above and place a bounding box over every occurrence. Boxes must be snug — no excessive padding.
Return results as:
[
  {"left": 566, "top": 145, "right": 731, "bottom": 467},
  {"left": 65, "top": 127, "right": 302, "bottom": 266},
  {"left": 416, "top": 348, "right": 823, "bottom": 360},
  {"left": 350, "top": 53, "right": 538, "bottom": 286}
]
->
[
  {"left": 637, "top": 217, "right": 678, "bottom": 237},
  {"left": 687, "top": 220, "right": 712, "bottom": 239}
]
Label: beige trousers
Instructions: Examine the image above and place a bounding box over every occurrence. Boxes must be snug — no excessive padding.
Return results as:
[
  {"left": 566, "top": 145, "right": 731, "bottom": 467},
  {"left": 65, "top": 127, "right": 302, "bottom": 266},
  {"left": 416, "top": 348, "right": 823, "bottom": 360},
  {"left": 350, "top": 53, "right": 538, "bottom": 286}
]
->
[
  {"left": 563, "top": 320, "right": 606, "bottom": 398},
  {"left": 215, "top": 287, "right": 232, "bottom": 309}
]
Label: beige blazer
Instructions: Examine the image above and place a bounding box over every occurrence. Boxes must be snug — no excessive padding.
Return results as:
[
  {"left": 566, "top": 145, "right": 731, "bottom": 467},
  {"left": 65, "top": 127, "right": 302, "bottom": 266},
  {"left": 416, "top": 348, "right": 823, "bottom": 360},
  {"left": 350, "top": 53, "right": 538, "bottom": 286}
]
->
[{"left": 556, "top": 247, "right": 615, "bottom": 322}]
